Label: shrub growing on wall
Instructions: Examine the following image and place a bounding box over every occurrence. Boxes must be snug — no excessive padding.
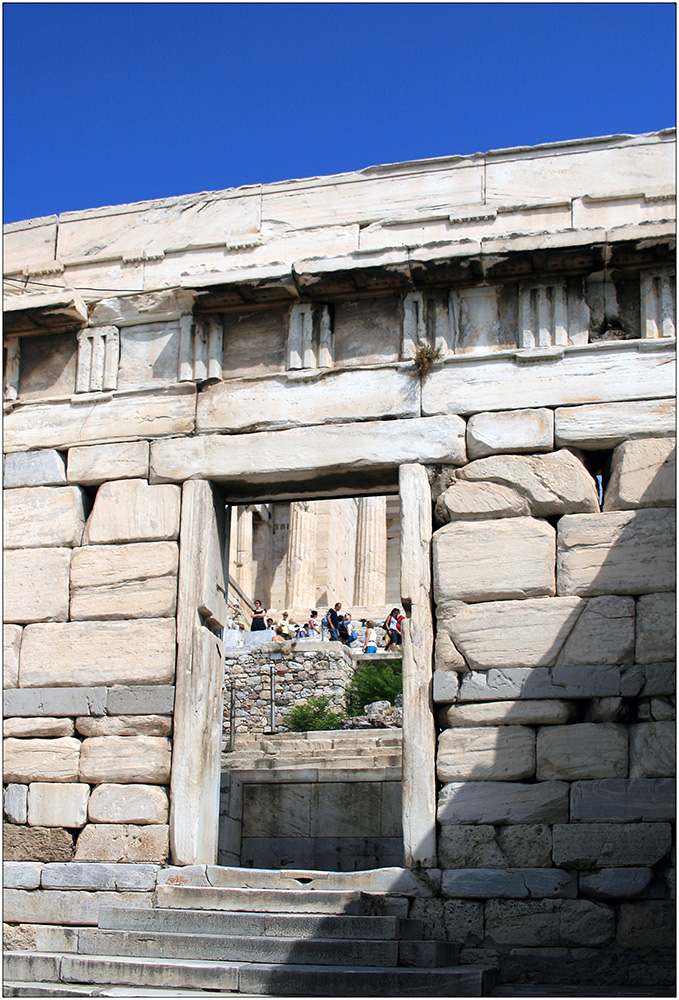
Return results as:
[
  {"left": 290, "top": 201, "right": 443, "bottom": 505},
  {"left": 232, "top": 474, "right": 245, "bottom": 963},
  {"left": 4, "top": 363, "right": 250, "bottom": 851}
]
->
[
  {"left": 283, "top": 696, "right": 345, "bottom": 732},
  {"left": 345, "top": 659, "right": 403, "bottom": 716}
]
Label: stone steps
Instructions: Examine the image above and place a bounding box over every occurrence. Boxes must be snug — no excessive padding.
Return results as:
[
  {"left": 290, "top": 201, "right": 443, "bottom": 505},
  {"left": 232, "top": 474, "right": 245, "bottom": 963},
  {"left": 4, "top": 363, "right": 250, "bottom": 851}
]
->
[{"left": 154, "top": 885, "right": 373, "bottom": 913}]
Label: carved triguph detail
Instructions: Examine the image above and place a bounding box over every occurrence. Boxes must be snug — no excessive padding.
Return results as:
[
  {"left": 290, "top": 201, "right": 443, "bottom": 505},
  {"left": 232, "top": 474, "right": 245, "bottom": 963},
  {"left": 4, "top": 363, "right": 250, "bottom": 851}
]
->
[
  {"left": 76, "top": 326, "right": 119, "bottom": 393},
  {"left": 640, "top": 268, "right": 675, "bottom": 340},
  {"left": 519, "top": 281, "right": 568, "bottom": 348},
  {"left": 287, "top": 303, "right": 334, "bottom": 370},
  {"left": 178, "top": 315, "right": 223, "bottom": 383}
]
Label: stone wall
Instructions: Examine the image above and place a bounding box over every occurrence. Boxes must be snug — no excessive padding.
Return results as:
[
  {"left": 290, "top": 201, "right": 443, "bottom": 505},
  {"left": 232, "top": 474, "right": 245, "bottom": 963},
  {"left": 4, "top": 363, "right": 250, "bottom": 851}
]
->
[
  {"left": 3, "top": 456, "right": 178, "bottom": 865},
  {"left": 429, "top": 421, "right": 675, "bottom": 985}
]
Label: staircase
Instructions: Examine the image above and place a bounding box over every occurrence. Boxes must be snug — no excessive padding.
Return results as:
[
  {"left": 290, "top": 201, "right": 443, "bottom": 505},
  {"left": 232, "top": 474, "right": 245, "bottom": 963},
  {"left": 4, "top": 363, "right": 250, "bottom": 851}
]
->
[
  {"left": 223, "top": 729, "right": 403, "bottom": 779},
  {"left": 4, "top": 869, "right": 497, "bottom": 996}
]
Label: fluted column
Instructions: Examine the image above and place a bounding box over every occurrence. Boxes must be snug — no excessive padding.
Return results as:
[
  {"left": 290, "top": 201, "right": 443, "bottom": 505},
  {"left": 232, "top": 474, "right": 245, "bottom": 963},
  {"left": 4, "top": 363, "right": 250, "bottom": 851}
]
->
[
  {"left": 236, "top": 507, "right": 254, "bottom": 600},
  {"left": 354, "top": 496, "right": 387, "bottom": 605},
  {"left": 285, "top": 502, "right": 317, "bottom": 608}
]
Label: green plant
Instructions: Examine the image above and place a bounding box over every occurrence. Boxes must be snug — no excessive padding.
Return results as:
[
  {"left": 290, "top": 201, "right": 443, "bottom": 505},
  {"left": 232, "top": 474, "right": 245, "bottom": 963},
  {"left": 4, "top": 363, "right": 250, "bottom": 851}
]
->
[
  {"left": 282, "top": 696, "right": 345, "bottom": 732},
  {"left": 345, "top": 659, "right": 403, "bottom": 716},
  {"left": 412, "top": 343, "right": 443, "bottom": 376}
]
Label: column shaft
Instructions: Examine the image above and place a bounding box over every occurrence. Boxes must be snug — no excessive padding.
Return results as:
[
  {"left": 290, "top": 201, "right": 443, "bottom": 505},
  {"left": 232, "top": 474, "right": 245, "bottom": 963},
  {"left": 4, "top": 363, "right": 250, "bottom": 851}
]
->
[
  {"left": 354, "top": 496, "right": 387, "bottom": 606},
  {"left": 285, "top": 502, "right": 317, "bottom": 608}
]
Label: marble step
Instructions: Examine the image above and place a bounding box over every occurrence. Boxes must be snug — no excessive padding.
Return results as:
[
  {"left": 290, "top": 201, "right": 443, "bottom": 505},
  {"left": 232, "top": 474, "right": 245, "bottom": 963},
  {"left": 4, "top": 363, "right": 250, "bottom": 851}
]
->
[{"left": 154, "top": 885, "right": 372, "bottom": 914}]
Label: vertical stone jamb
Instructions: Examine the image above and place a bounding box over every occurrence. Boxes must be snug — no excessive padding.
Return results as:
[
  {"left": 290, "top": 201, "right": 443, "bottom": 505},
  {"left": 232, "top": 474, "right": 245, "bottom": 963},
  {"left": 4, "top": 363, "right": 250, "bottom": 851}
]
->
[
  {"left": 402, "top": 292, "right": 426, "bottom": 359},
  {"left": 285, "top": 501, "right": 317, "bottom": 608},
  {"left": 4, "top": 336, "right": 20, "bottom": 401},
  {"left": 399, "top": 463, "right": 437, "bottom": 868},
  {"left": 178, "top": 315, "right": 194, "bottom": 382},
  {"left": 102, "top": 327, "right": 120, "bottom": 390},
  {"left": 354, "top": 496, "right": 387, "bottom": 606},
  {"left": 76, "top": 329, "right": 93, "bottom": 392},
  {"left": 318, "top": 305, "right": 334, "bottom": 368},
  {"left": 170, "top": 479, "right": 226, "bottom": 865}
]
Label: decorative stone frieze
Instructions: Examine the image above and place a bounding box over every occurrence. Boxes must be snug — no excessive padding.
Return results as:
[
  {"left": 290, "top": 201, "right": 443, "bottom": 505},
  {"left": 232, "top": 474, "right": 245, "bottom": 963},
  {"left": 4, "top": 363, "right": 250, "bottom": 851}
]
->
[
  {"left": 76, "top": 326, "right": 119, "bottom": 393},
  {"left": 287, "top": 303, "right": 334, "bottom": 369},
  {"left": 640, "top": 267, "right": 675, "bottom": 340},
  {"left": 518, "top": 281, "right": 570, "bottom": 348}
]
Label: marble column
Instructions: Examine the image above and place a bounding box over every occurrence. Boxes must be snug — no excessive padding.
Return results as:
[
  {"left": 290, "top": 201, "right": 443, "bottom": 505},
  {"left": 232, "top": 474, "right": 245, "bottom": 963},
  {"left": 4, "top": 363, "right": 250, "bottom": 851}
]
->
[
  {"left": 285, "top": 501, "right": 317, "bottom": 608},
  {"left": 236, "top": 507, "right": 254, "bottom": 600},
  {"left": 354, "top": 496, "right": 387, "bottom": 606}
]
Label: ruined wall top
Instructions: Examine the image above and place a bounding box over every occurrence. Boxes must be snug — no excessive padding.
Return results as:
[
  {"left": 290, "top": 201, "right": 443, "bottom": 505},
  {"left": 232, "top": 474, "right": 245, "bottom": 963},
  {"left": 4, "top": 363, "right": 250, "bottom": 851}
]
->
[{"left": 4, "top": 130, "right": 676, "bottom": 307}]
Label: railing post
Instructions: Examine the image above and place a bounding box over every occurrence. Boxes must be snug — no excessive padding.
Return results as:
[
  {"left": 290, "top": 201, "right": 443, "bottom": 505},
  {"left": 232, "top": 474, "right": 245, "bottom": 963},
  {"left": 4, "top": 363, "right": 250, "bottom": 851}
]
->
[
  {"left": 228, "top": 680, "right": 236, "bottom": 752},
  {"left": 269, "top": 662, "right": 276, "bottom": 733}
]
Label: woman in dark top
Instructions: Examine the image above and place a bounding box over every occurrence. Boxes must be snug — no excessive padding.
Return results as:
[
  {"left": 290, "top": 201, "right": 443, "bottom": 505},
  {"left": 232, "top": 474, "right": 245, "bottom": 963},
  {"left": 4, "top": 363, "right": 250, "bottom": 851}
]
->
[{"left": 250, "top": 599, "right": 267, "bottom": 631}]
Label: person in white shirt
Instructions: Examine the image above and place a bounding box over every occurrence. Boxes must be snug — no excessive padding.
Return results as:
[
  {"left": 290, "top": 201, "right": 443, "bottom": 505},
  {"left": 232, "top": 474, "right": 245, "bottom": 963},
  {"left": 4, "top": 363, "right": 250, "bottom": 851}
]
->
[{"left": 363, "top": 620, "right": 377, "bottom": 654}]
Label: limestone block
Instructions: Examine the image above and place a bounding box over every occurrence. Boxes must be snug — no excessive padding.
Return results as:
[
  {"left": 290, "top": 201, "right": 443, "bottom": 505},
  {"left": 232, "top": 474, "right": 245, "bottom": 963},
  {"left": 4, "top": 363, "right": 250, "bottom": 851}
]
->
[
  {"left": 484, "top": 898, "right": 614, "bottom": 947},
  {"left": 3, "top": 486, "right": 85, "bottom": 549},
  {"left": 650, "top": 696, "right": 675, "bottom": 721},
  {"left": 79, "top": 736, "right": 171, "bottom": 785},
  {"left": 70, "top": 541, "right": 178, "bottom": 620},
  {"left": 4, "top": 887, "right": 152, "bottom": 925},
  {"left": 75, "top": 715, "right": 171, "bottom": 737},
  {"left": 67, "top": 441, "right": 150, "bottom": 486},
  {"left": 496, "top": 825, "right": 553, "bottom": 868},
  {"left": 570, "top": 778, "right": 674, "bottom": 822},
  {"left": 616, "top": 901, "right": 675, "bottom": 949},
  {"left": 242, "top": 783, "right": 311, "bottom": 838},
  {"left": 3, "top": 861, "right": 43, "bottom": 889},
  {"left": 440, "top": 700, "right": 576, "bottom": 728},
  {"left": 4, "top": 686, "right": 108, "bottom": 718},
  {"left": 107, "top": 685, "right": 175, "bottom": 715},
  {"left": 433, "top": 518, "right": 555, "bottom": 603},
  {"left": 579, "top": 868, "right": 654, "bottom": 899},
  {"left": 84, "top": 480, "right": 181, "bottom": 544},
  {"left": 536, "top": 724, "right": 628, "bottom": 780},
  {"left": 4, "top": 718, "right": 74, "bottom": 738},
  {"left": 456, "top": 664, "right": 621, "bottom": 702},
  {"left": 435, "top": 481, "right": 529, "bottom": 523},
  {"left": 3, "top": 923, "right": 37, "bottom": 951},
  {"left": 3, "top": 547, "right": 71, "bottom": 623},
  {"left": 555, "top": 595, "right": 634, "bottom": 666},
  {"left": 603, "top": 437, "right": 675, "bottom": 510},
  {"left": 28, "top": 783, "right": 89, "bottom": 828},
  {"left": 434, "top": 629, "right": 468, "bottom": 672},
  {"left": 438, "top": 781, "right": 568, "bottom": 826},
  {"left": 454, "top": 449, "right": 599, "bottom": 516},
  {"left": 583, "top": 697, "right": 628, "bottom": 723},
  {"left": 621, "top": 661, "right": 676, "bottom": 699},
  {"left": 438, "top": 824, "right": 552, "bottom": 869},
  {"left": 552, "top": 823, "right": 672, "bottom": 869},
  {"left": 40, "top": 861, "right": 159, "bottom": 890},
  {"left": 3, "top": 385, "right": 196, "bottom": 454},
  {"left": 442, "top": 868, "right": 575, "bottom": 900},
  {"left": 4, "top": 625, "right": 22, "bottom": 688},
  {"left": 3, "top": 823, "right": 74, "bottom": 862},
  {"left": 557, "top": 509, "right": 675, "bottom": 596},
  {"left": 150, "top": 414, "right": 468, "bottom": 484},
  {"left": 19, "top": 619, "right": 176, "bottom": 688},
  {"left": 74, "top": 824, "right": 169, "bottom": 863},
  {"left": 466, "top": 408, "right": 554, "bottom": 459},
  {"left": 4, "top": 784, "right": 28, "bottom": 824},
  {"left": 3, "top": 450, "right": 67, "bottom": 488},
  {"left": 437, "top": 726, "right": 535, "bottom": 782},
  {"left": 629, "top": 722, "right": 675, "bottom": 778},
  {"left": 636, "top": 593, "right": 676, "bottom": 664},
  {"left": 555, "top": 398, "right": 676, "bottom": 449},
  {"left": 445, "top": 597, "right": 584, "bottom": 669},
  {"left": 409, "top": 898, "right": 484, "bottom": 948},
  {"left": 87, "top": 784, "right": 169, "bottom": 824},
  {"left": 4, "top": 737, "right": 81, "bottom": 783},
  {"left": 432, "top": 670, "right": 460, "bottom": 703}
]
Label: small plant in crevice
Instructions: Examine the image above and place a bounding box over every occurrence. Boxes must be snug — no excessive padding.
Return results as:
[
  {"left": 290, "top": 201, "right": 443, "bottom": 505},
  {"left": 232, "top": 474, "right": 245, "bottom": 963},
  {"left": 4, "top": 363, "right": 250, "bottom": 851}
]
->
[
  {"left": 345, "top": 659, "right": 403, "bottom": 717},
  {"left": 282, "top": 696, "right": 345, "bottom": 732},
  {"left": 412, "top": 343, "right": 443, "bottom": 376}
]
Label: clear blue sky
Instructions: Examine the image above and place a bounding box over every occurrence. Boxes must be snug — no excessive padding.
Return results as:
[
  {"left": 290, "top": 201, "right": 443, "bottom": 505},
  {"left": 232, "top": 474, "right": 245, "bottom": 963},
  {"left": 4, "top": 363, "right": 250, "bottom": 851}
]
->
[{"left": 3, "top": 2, "right": 676, "bottom": 224}]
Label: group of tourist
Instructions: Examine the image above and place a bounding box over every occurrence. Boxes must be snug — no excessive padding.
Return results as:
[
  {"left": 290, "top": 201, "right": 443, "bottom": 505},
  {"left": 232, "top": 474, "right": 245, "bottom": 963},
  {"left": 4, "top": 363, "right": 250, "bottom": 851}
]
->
[{"left": 247, "top": 598, "right": 405, "bottom": 653}]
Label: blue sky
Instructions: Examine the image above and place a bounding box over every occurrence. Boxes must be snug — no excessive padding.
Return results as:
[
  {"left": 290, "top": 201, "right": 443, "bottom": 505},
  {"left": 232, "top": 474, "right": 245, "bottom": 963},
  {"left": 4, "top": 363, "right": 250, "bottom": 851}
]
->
[{"left": 3, "top": 3, "right": 676, "bottom": 224}]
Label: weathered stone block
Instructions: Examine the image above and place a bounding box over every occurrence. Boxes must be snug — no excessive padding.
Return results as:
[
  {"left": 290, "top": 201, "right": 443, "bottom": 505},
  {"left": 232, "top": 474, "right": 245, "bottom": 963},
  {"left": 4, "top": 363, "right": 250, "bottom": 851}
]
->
[
  {"left": 4, "top": 717, "right": 75, "bottom": 738},
  {"left": 536, "top": 723, "right": 628, "bottom": 780},
  {"left": 3, "top": 922, "right": 37, "bottom": 951},
  {"left": 555, "top": 596, "right": 635, "bottom": 666},
  {"left": 445, "top": 597, "right": 584, "bottom": 669},
  {"left": 442, "top": 868, "right": 575, "bottom": 899},
  {"left": 552, "top": 822, "right": 672, "bottom": 868},
  {"left": 635, "top": 593, "right": 676, "bottom": 664},
  {"left": 408, "top": 898, "right": 484, "bottom": 947},
  {"left": 39, "top": 861, "right": 159, "bottom": 890},
  {"left": 433, "top": 518, "right": 555, "bottom": 603},
  {"left": 555, "top": 398, "right": 676, "bottom": 450},
  {"left": 19, "top": 619, "right": 176, "bottom": 688},
  {"left": 621, "top": 661, "right": 676, "bottom": 698},
  {"left": 3, "top": 887, "right": 151, "bottom": 925},
  {"left": 435, "top": 481, "right": 529, "bottom": 523},
  {"left": 434, "top": 629, "right": 468, "bottom": 672},
  {"left": 438, "top": 825, "right": 506, "bottom": 868},
  {"left": 616, "top": 901, "right": 675, "bottom": 949},
  {"left": 3, "top": 861, "right": 43, "bottom": 889},
  {"left": 106, "top": 685, "right": 175, "bottom": 715},
  {"left": 3, "top": 486, "right": 85, "bottom": 549},
  {"left": 650, "top": 696, "right": 676, "bottom": 721},
  {"left": 603, "top": 437, "right": 675, "bottom": 510},
  {"left": 432, "top": 670, "right": 460, "bottom": 703},
  {"left": 454, "top": 449, "right": 599, "bottom": 516},
  {"left": 3, "top": 547, "right": 71, "bottom": 624},
  {"left": 457, "top": 664, "right": 622, "bottom": 701},
  {"left": 242, "top": 783, "right": 311, "bottom": 838},
  {"left": 87, "top": 783, "right": 169, "bottom": 824},
  {"left": 75, "top": 715, "right": 171, "bottom": 737},
  {"left": 440, "top": 700, "right": 575, "bottom": 728},
  {"left": 28, "top": 782, "right": 90, "bottom": 828},
  {"left": 67, "top": 441, "right": 150, "bottom": 486},
  {"left": 484, "top": 898, "right": 614, "bottom": 947},
  {"left": 466, "top": 408, "right": 553, "bottom": 459},
  {"left": 309, "top": 782, "right": 384, "bottom": 838},
  {"left": 4, "top": 783, "right": 28, "bottom": 824},
  {"left": 583, "top": 696, "right": 628, "bottom": 723},
  {"left": 73, "top": 823, "right": 169, "bottom": 863},
  {"left": 83, "top": 479, "right": 181, "bottom": 544},
  {"left": 438, "top": 781, "right": 568, "bottom": 826},
  {"left": 579, "top": 868, "right": 654, "bottom": 899},
  {"left": 4, "top": 624, "right": 22, "bottom": 689},
  {"left": 79, "top": 736, "right": 171, "bottom": 785},
  {"left": 557, "top": 509, "right": 675, "bottom": 597},
  {"left": 496, "top": 825, "right": 553, "bottom": 868},
  {"left": 437, "top": 726, "right": 535, "bottom": 782},
  {"left": 3, "top": 450, "right": 67, "bottom": 488},
  {"left": 570, "top": 778, "right": 674, "bottom": 822},
  {"left": 4, "top": 686, "right": 108, "bottom": 718},
  {"left": 70, "top": 539, "right": 178, "bottom": 620},
  {"left": 3, "top": 737, "right": 81, "bottom": 783},
  {"left": 629, "top": 721, "right": 675, "bottom": 778},
  {"left": 3, "top": 823, "right": 74, "bottom": 862}
]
